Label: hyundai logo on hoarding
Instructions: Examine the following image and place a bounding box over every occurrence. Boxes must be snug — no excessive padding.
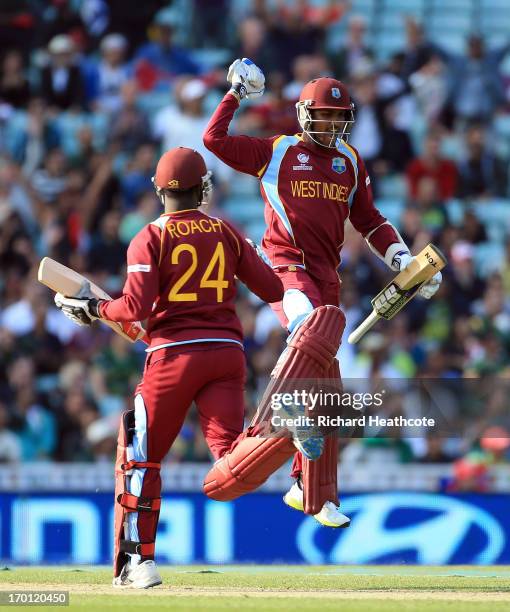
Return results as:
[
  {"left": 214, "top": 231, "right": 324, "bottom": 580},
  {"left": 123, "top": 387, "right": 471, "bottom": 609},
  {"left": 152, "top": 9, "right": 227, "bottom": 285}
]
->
[{"left": 296, "top": 493, "right": 505, "bottom": 564}]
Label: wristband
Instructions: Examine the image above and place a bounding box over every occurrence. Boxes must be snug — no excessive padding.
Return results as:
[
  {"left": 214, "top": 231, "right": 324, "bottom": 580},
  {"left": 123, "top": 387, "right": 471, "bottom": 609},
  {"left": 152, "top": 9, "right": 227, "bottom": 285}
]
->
[
  {"left": 89, "top": 299, "right": 104, "bottom": 318},
  {"left": 229, "top": 82, "right": 247, "bottom": 100}
]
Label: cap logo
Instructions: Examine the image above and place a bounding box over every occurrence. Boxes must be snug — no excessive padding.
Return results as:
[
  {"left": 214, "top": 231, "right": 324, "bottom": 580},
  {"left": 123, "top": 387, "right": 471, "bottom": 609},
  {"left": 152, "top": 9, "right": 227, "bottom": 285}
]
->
[
  {"left": 167, "top": 179, "right": 179, "bottom": 188},
  {"left": 331, "top": 87, "right": 341, "bottom": 98},
  {"left": 332, "top": 157, "right": 346, "bottom": 174}
]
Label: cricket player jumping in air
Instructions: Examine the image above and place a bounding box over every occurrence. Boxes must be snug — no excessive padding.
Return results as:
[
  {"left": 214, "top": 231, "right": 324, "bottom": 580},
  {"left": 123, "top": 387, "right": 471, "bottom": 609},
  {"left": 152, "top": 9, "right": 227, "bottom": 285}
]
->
[
  {"left": 55, "top": 147, "right": 286, "bottom": 588},
  {"left": 203, "top": 58, "right": 443, "bottom": 528}
]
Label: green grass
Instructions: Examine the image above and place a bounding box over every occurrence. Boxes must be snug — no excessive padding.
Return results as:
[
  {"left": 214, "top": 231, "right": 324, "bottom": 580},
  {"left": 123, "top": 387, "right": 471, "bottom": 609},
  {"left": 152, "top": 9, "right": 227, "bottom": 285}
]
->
[
  {"left": 1, "top": 566, "right": 509, "bottom": 611},
  {"left": 61, "top": 597, "right": 510, "bottom": 611}
]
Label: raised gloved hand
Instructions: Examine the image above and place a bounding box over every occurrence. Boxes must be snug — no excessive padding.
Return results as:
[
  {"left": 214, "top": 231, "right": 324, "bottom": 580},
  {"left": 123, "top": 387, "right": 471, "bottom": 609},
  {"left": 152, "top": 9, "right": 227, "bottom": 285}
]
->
[
  {"left": 392, "top": 251, "right": 442, "bottom": 299},
  {"left": 54, "top": 293, "right": 103, "bottom": 326},
  {"left": 227, "top": 58, "right": 265, "bottom": 100}
]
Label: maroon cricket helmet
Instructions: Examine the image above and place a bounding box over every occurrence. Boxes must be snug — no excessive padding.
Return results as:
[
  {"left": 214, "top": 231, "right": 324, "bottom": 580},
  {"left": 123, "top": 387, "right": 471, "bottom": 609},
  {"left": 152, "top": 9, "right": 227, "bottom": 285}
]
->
[
  {"left": 154, "top": 147, "right": 207, "bottom": 191},
  {"left": 299, "top": 77, "right": 353, "bottom": 110}
]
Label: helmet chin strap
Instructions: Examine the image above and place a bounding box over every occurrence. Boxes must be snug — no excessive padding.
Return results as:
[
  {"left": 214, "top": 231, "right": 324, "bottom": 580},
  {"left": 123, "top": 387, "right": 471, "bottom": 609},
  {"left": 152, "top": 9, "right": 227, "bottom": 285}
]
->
[{"left": 302, "top": 119, "right": 353, "bottom": 148}]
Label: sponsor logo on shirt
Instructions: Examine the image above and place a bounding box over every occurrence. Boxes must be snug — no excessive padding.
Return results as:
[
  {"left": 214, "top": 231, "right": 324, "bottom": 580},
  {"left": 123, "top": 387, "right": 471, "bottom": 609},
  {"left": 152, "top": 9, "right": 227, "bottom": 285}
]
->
[
  {"left": 366, "top": 175, "right": 371, "bottom": 186},
  {"left": 332, "top": 157, "right": 346, "bottom": 174},
  {"left": 293, "top": 152, "right": 313, "bottom": 171}
]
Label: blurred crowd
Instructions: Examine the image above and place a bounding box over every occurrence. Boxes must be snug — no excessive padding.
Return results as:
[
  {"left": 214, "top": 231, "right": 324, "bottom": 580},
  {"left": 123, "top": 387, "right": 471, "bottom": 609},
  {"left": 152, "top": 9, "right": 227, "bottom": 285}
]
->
[{"left": 0, "top": 0, "right": 509, "bottom": 482}]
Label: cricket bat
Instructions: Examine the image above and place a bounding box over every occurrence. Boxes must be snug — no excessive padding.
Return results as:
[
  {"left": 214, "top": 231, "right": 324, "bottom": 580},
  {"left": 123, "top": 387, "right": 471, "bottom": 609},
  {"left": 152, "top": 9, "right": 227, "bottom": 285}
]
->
[
  {"left": 38, "top": 257, "right": 148, "bottom": 344},
  {"left": 348, "top": 244, "right": 447, "bottom": 344}
]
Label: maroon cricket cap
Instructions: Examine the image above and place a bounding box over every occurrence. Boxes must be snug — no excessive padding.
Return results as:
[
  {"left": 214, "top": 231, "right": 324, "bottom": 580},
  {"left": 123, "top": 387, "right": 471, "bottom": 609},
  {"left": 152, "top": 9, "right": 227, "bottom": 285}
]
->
[
  {"left": 299, "top": 77, "right": 352, "bottom": 110},
  {"left": 154, "top": 147, "right": 207, "bottom": 191}
]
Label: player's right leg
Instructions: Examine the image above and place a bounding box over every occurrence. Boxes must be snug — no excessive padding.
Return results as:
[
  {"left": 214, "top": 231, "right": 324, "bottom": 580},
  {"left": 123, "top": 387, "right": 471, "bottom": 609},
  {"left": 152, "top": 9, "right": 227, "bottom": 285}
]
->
[
  {"left": 113, "top": 349, "right": 196, "bottom": 588},
  {"left": 203, "top": 305, "right": 345, "bottom": 503},
  {"left": 271, "top": 274, "right": 350, "bottom": 526}
]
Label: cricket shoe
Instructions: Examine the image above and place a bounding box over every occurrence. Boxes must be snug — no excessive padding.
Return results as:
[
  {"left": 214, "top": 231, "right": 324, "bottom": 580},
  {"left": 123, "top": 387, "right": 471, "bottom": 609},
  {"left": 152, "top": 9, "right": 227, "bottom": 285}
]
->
[
  {"left": 283, "top": 481, "right": 351, "bottom": 528},
  {"left": 112, "top": 560, "right": 162, "bottom": 589}
]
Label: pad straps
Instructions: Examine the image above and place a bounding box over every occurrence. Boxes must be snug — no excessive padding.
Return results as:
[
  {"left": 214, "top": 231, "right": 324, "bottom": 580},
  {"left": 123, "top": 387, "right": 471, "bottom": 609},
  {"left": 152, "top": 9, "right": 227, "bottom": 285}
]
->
[
  {"left": 118, "top": 492, "right": 161, "bottom": 512},
  {"left": 121, "top": 460, "right": 161, "bottom": 471},
  {"left": 119, "top": 541, "right": 156, "bottom": 556}
]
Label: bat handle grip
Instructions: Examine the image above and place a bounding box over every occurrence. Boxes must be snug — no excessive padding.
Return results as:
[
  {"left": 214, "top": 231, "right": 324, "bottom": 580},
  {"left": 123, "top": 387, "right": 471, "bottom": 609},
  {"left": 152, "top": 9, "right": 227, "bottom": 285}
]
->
[{"left": 347, "top": 311, "right": 380, "bottom": 344}]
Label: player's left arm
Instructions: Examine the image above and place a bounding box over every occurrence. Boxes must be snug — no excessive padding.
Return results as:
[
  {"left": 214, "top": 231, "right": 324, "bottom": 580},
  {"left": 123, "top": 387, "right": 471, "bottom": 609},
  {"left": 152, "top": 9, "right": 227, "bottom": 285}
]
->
[
  {"left": 99, "top": 225, "right": 160, "bottom": 322},
  {"left": 349, "top": 158, "right": 442, "bottom": 299},
  {"left": 55, "top": 226, "right": 161, "bottom": 325}
]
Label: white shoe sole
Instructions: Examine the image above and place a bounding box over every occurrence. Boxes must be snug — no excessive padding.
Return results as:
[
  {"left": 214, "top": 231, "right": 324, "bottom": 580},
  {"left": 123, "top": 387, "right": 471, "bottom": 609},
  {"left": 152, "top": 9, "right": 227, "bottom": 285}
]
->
[
  {"left": 313, "top": 514, "right": 351, "bottom": 528},
  {"left": 283, "top": 492, "right": 351, "bottom": 528},
  {"left": 112, "top": 577, "right": 162, "bottom": 589}
]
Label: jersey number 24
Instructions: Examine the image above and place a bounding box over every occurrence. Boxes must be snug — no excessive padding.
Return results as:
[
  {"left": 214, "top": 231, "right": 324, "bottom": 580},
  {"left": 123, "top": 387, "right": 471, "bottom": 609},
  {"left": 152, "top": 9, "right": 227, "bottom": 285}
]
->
[{"left": 168, "top": 242, "right": 229, "bottom": 303}]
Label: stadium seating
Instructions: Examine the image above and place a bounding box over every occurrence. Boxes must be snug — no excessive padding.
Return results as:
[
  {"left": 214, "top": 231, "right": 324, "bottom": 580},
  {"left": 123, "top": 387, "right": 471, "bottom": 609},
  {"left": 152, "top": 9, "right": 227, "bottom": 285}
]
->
[
  {"left": 375, "top": 199, "right": 404, "bottom": 227},
  {"left": 474, "top": 241, "right": 505, "bottom": 275},
  {"left": 445, "top": 199, "right": 465, "bottom": 226},
  {"left": 223, "top": 196, "right": 262, "bottom": 224}
]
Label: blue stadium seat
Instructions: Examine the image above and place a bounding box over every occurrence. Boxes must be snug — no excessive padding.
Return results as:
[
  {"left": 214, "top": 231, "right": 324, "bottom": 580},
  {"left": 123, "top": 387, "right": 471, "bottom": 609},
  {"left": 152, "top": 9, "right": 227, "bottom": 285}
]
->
[
  {"left": 374, "top": 31, "right": 407, "bottom": 61},
  {"left": 378, "top": 175, "right": 408, "bottom": 200},
  {"left": 3, "top": 111, "right": 28, "bottom": 159},
  {"left": 223, "top": 196, "right": 263, "bottom": 225},
  {"left": 378, "top": 15, "right": 408, "bottom": 32},
  {"left": 203, "top": 90, "right": 223, "bottom": 116},
  {"left": 492, "top": 115, "right": 510, "bottom": 161},
  {"left": 473, "top": 199, "right": 510, "bottom": 228},
  {"left": 381, "top": 0, "right": 425, "bottom": 10},
  {"left": 36, "top": 374, "right": 59, "bottom": 393},
  {"left": 445, "top": 199, "right": 465, "bottom": 226},
  {"left": 480, "top": 0, "right": 510, "bottom": 10},
  {"left": 136, "top": 91, "right": 172, "bottom": 116},
  {"left": 480, "top": 13, "right": 510, "bottom": 34},
  {"left": 428, "top": 32, "right": 467, "bottom": 54},
  {"left": 485, "top": 34, "right": 510, "bottom": 49},
  {"left": 228, "top": 174, "right": 260, "bottom": 198},
  {"left": 375, "top": 199, "right": 404, "bottom": 226},
  {"left": 190, "top": 48, "right": 231, "bottom": 71},
  {"left": 473, "top": 242, "right": 505, "bottom": 276},
  {"left": 53, "top": 112, "right": 92, "bottom": 158},
  {"left": 350, "top": 0, "right": 377, "bottom": 12},
  {"left": 245, "top": 220, "right": 267, "bottom": 243},
  {"left": 428, "top": 14, "right": 473, "bottom": 33},
  {"left": 485, "top": 221, "right": 508, "bottom": 243},
  {"left": 430, "top": 0, "right": 474, "bottom": 8}
]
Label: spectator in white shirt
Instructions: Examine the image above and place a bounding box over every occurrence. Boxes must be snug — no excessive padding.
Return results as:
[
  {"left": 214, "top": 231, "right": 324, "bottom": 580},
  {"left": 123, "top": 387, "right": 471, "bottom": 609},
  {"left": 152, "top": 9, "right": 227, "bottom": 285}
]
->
[
  {"left": 93, "top": 33, "right": 130, "bottom": 115},
  {"left": 152, "top": 77, "right": 232, "bottom": 195}
]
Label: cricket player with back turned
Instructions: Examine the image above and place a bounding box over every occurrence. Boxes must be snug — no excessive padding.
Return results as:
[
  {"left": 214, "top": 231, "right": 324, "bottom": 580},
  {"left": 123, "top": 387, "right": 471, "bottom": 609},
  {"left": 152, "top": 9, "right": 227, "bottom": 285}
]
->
[
  {"left": 203, "top": 57, "right": 443, "bottom": 527},
  {"left": 54, "top": 146, "right": 285, "bottom": 588}
]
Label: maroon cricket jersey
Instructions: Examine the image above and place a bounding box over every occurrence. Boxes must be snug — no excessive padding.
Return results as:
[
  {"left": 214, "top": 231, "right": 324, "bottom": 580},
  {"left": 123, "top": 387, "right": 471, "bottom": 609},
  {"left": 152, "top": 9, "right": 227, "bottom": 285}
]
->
[
  {"left": 204, "top": 93, "right": 400, "bottom": 284},
  {"left": 100, "top": 209, "right": 283, "bottom": 349}
]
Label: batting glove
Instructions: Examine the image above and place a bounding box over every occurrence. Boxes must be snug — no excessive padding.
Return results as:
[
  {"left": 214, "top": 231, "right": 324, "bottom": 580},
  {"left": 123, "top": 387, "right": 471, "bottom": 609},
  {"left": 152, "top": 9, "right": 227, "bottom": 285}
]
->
[
  {"left": 392, "top": 251, "right": 442, "bottom": 299},
  {"left": 54, "top": 293, "right": 103, "bottom": 326},
  {"left": 227, "top": 58, "right": 265, "bottom": 100}
]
